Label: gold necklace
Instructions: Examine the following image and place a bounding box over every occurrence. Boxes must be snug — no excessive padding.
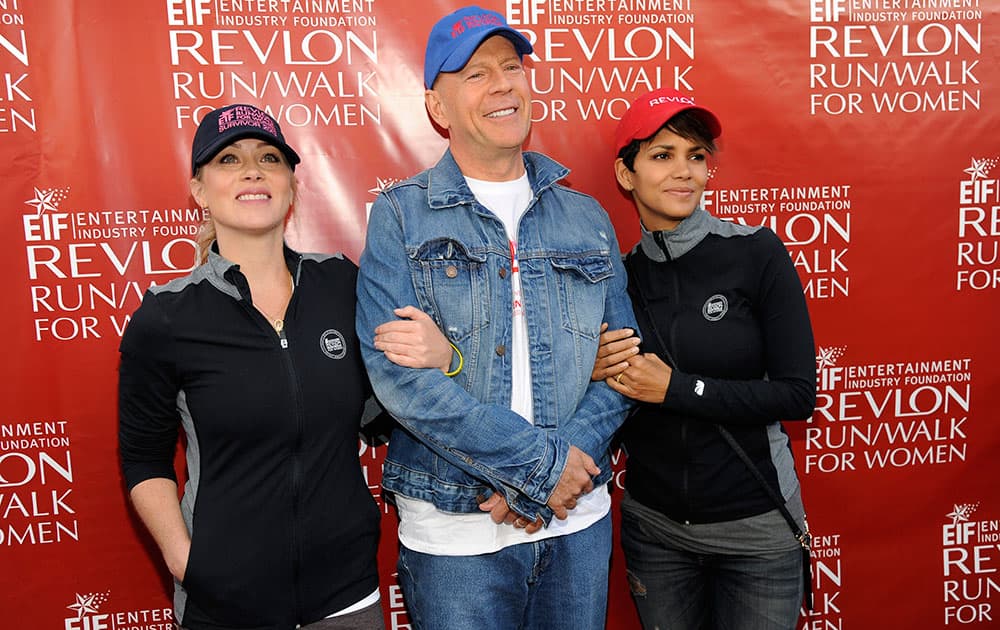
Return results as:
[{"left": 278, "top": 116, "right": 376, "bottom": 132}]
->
[
  {"left": 268, "top": 316, "right": 285, "bottom": 334},
  {"left": 255, "top": 273, "right": 292, "bottom": 334},
  {"left": 255, "top": 303, "right": 286, "bottom": 334}
]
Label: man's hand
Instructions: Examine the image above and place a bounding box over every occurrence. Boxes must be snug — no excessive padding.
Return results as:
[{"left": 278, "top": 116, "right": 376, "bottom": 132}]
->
[
  {"left": 375, "top": 306, "right": 453, "bottom": 371},
  {"left": 547, "top": 445, "right": 600, "bottom": 520},
  {"left": 478, "top": 492, "right": 543, "bottom": 534},
  {"left": 591, "top": 323, "right": 640, "bottom": 382}
]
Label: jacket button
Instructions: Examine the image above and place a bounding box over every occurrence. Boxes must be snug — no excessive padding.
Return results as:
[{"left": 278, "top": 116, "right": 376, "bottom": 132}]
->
[
  {"left": 499, "top": 267, "right": 507, "bottom": 279},
  {"left": 445, "top": 265, "right": 458, "bottom": 278},
  {"left": 496, "top": 345, "right": 506, "bottom": 356}
]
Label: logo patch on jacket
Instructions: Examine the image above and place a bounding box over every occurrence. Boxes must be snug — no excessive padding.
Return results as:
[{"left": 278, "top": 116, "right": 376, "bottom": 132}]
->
[
  {"left": 702, "top": 294, "right": 728, "bottom": 321},
  {"left": 320, "top": 329, "right": 347, "bottom": 359}
]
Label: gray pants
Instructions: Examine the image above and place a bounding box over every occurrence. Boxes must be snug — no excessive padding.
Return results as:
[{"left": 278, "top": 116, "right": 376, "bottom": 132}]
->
[
  {"left": 301, "top": 600, "right": 385, "bottom": 630},
  {"left": 178, "top": 599, "right": 385, "bottom": 630}
]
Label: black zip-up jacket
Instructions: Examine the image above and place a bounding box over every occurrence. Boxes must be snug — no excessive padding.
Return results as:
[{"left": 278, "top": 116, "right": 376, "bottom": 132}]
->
[
  {"left": 622, "top": 208, "right": 816, "bottom": 524},
  {"left": 118, "top": 246, "right": 380, "bottom": 630}
]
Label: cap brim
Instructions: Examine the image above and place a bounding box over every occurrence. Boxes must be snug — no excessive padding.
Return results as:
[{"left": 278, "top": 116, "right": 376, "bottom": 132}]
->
[
  {"left": 620, "top": 106, "right": 722, "bottom": 155},
  {"left": 192, "top": 131, "right": 301, "bottom": 174}
]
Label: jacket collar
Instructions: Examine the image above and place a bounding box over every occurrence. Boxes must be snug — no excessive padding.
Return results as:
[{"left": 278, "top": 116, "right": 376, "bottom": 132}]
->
[
  {"left": 426, "top": 149, "right": 570, "bottom": 211},
  {"left": 205, "top": 241, "right": 303, "bottom": 301},
  {"left": 638, "top": 207, "right": 761, "bottom": 261},
  {"left": 639, "top": 206, "right": 713, "bottom": 262}
]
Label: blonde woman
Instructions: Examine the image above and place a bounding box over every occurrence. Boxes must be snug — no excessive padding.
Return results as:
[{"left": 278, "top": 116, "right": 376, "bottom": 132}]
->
[{"left": 119, "top": 104, "right": 452, "bottom": 630}]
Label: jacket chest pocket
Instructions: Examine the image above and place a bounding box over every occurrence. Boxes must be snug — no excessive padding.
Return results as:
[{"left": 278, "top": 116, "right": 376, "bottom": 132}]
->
[
  {"left": 410, "top": 238, "right": 490, "bottom": 342},
  {"left": 551, "top": 254, "right": 613, "bottom": 339}
]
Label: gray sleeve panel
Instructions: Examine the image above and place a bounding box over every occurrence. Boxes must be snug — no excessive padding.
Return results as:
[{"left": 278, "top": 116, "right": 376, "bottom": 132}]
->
[
  {"left": 174, "top": 388, "right": 200, "bottom": 625},
  {"left": 767, "top": 421, "right": 801, "bottom": 504}
]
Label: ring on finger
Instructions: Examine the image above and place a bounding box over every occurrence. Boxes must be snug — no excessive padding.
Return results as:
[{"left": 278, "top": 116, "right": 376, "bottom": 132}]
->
[{"left": 615, "top": 373, "right": 624, "bottom": 384}]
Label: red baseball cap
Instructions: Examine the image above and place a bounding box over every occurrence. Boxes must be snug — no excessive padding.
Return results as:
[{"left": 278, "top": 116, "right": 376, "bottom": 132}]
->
[{"left": 614, "top": 88, "right": 722, "bottom": 155}]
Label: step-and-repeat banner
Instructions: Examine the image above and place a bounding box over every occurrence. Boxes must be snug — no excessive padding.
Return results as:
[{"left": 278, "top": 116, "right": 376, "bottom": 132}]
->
[{"left": 2, "top": 1, "right": 998, "bottom": 628}]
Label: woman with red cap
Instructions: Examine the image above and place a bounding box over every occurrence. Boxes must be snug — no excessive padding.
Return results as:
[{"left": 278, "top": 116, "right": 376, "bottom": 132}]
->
[
  {"left": 118, "top": 104, "right": 454, "bottom": 630},
  {"left": 593, "top": 89, "right": 817, "bottom": 629}
]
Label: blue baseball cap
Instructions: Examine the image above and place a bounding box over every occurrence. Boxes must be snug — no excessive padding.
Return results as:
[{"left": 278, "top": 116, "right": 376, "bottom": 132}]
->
[{"left": 424, "top": 5, "right": 533, "bottom": 89}]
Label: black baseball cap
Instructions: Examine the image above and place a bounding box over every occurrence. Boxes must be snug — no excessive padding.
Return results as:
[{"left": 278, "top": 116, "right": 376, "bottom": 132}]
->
[{"left": 191, "top": 104, "right": 300, "bottom": 175}]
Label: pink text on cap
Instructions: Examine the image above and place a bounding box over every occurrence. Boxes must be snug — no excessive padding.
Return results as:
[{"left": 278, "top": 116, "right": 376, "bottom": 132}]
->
[{"left": 217, "top": 106, "right": 277, "bottom": 135}]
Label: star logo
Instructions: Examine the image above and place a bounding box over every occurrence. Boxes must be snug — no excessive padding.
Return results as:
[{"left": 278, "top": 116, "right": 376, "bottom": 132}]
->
[
  {"left": 963, "top": 158, "right": 989, "bottom": 181},
  {"left": 67, "top": 593, "right": 99, "bottom": 619},
  {"left": 946, "top": 503, "right": 979, "bottom": 525},
  {"left": 24, "top": 186, "right": 70, "bottom": 216},
  {"left": 963, "top": 157, "right": 997, "bottom": 182},
  {"left": 368, "top": 177, "right": 401, "bottom": 196},
  {"left": 65, "top": 591, "right": 111, "bottom": 619},
  {"left": 816, "top": 346, "right": 846, "bottom": 370},
  {"left": 25, "top": 188, "right": 57, "bottom": 215}
]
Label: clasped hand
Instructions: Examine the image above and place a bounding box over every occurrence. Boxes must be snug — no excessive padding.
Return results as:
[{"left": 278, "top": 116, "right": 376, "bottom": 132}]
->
[
  {"left": 374, "top": 306, "right": 453, "bottom": 371},
  {"left": 478, "top": 445, "right": 599, "bottom": 534},
  {"left": 591, "top": 323, "right": 671, "bottom": 404}
]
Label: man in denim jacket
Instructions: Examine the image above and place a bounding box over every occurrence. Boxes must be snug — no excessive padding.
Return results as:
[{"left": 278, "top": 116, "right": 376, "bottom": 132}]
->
[{"left": 356, "top": 6, "right": 637, "bottom": 628}]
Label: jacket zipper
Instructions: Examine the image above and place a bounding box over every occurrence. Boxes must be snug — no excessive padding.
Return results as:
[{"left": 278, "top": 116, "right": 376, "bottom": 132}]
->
[
  {"left": 247, "top": 275, "right": 304, "bottom": 621},
  {"left": 278, "top": 292, "right": 305, "bottom": 623},
  {"left": 662, "top": 246, "right": 693, "bottom": 523}
]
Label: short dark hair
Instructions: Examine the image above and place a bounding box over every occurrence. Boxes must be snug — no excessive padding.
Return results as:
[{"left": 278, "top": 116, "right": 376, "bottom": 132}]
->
[{"left": 617, "top": 110, "right": 717, "bottom": 171}]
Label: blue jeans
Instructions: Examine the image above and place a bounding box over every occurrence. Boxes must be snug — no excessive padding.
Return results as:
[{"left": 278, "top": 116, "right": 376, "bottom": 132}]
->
[
  {"left": 620, "top": 496, "right": 803, "bottom": 630},
  {"left": 396, "top": 513, "right": 611, "bottom": 630}
]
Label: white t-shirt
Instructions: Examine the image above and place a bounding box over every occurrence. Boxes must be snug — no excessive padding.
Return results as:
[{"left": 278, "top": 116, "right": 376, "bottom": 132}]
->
[{"left": 396, "top": 173, "right": 610, "bottom": 556}]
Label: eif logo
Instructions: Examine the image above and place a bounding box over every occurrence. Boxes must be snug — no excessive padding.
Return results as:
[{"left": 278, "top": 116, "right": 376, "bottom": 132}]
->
[
  {"left": 23, "top": 187, "right": 71, "bottom": 242},
  {"left": 166, "top": 0, "right": 210, "bottom": 26},
  {"left": 61, "top": 591, "right": 175, "bottom": 629},
  {"left": 506, "top": 0, "right": 545, "bottom": 25},
  {"left": 64, "top": 592, "right": 111, "bottom": 630},
  {"left": 809, "top": 0, "right": 846, "bottom": 23},
  {"left": 815, "top": 345, "right": 846, "bottom": 391}
]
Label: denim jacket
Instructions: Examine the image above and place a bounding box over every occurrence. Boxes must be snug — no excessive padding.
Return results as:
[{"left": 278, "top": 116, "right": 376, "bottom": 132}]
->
[{"left": 357, "top": 150, "right": 637, "bottom": 523}]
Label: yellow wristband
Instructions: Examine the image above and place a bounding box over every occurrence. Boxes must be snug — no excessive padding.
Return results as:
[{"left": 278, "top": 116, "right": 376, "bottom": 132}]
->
[{"left": 444, "top": 342, "right": 463, "bottom": 377}]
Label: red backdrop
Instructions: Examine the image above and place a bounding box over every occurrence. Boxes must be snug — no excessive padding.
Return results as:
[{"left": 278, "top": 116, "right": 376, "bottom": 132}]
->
[{"left": 2, "top": 1, "right": 999, "bottom": 628}]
